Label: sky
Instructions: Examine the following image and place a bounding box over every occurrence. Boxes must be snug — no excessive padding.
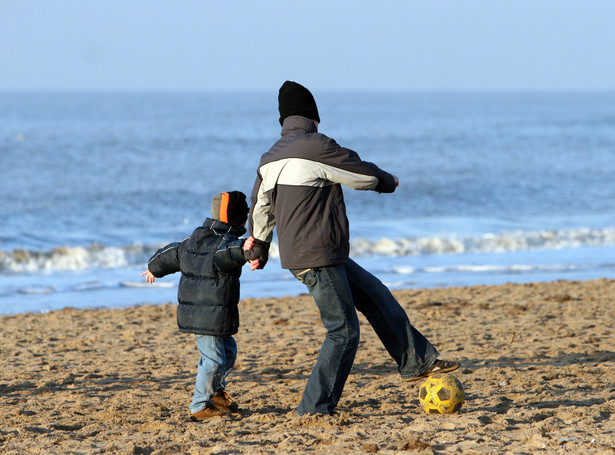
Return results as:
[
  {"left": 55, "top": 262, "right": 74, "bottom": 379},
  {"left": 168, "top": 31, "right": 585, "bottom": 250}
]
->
[{"left": 1, "top": 0, "right": 614, "bottom": 92}]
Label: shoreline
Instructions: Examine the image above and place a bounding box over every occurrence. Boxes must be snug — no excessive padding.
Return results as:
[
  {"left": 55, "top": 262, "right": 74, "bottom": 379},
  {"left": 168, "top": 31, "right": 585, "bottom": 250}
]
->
[{"left": 2, "top": 279, "right": 614, "bottom": 454}]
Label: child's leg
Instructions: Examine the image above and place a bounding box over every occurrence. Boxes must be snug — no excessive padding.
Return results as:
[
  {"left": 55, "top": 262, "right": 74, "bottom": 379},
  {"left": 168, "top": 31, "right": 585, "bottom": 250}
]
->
[
  {"left": 210, "top": 336, "right": 239, "bottom": 414},
  {"left": 190, "top": 335, "right": 227, "bottom": 414},
  {"left": 218, "top": 336, "right": 237, "bottom": 391}
]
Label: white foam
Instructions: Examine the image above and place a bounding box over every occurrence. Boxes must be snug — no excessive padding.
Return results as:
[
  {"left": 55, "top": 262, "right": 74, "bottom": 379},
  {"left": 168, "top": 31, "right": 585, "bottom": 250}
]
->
[
  {"left": 18, "top": 286, "right": 56, "bottom": 294},
  {"left": 351, "top": 227, "right": 615, "bottom": 257},
  {"left": 120, "top": 281, "right": 175, "bottom": 288},
  {"left": 0, "top": 226, "right": 614, "bottom": 276},
  {"left": 0, "top": 244, "right": 157, "bottom": 274},
  {"left": 411, "top": 263, "right": 581, "bottom": 275}
]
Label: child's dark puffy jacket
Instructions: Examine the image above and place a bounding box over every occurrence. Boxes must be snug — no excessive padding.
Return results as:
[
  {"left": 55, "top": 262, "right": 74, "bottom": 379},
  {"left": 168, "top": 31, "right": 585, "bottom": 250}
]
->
[{"left": 147, "top": 218, "right": 247, "bottom": 336}]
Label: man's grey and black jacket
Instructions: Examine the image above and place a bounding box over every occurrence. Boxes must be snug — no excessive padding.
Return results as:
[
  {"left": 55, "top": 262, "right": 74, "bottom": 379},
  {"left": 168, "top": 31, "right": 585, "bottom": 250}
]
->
[
  {"left": 147, "top": 218, "right": 248, "bottom": 336},
  {"left": 249, "top": 115, "right": 397, "bottom": 270}
]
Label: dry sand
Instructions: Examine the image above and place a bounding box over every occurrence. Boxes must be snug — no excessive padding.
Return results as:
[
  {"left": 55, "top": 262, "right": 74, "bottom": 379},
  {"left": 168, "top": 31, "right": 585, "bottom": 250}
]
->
[{"left": 1, "top": 279, "right": 614, "bottom": 454}]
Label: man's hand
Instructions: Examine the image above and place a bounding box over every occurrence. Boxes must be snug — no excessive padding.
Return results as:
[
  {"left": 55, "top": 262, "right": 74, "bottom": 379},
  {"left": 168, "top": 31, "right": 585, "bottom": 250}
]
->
[
  {"left": 249, "top": 259, "right": 261, "bottom": 271},
  {"left": 393, "top": 175, "right": 399, "bottom": 187},
  {"left": 141, "top": 270, "right": 156, "bottom": 283}
]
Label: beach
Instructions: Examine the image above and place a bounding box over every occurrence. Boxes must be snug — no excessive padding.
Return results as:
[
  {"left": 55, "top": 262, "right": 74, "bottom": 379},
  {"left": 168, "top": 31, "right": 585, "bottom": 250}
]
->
[{"left": 1, "top": 278, "right": 614, "bottom": 454}]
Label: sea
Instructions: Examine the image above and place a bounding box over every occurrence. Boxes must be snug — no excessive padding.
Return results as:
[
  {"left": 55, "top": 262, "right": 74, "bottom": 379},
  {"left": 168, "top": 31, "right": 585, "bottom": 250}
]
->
[{"left": 1, "top": 91, "right": 615, "bottom": 315}]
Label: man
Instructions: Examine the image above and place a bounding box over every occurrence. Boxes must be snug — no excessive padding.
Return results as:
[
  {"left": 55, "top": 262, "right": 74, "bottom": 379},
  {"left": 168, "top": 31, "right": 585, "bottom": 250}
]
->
[{"left": 248, "top": 81, "right": 459, "bottom": 416}]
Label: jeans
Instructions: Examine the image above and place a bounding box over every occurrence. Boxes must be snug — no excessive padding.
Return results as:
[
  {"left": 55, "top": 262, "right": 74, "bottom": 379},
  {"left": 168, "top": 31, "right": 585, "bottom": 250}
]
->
[
  {"left": 189, "top": 334, "right": 237, "bottom": 414},
  {"left": 291, "top": 258, "right": 439, "bottom": 415}
]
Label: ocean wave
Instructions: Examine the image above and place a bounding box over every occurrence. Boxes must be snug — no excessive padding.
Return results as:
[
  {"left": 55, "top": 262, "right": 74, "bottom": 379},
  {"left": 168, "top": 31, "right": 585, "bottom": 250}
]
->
[
  {"left": 0, "top": 244, "right": 157, "bottom": 274},
  {"left": 415, "top": 263, "right": 581, "bottom": 274},
  {"left": 351, "top": 227, "right": 615, "bottom": 257},
  {"left": 0, "top": 227, "right": 614, "bottom": 274}
]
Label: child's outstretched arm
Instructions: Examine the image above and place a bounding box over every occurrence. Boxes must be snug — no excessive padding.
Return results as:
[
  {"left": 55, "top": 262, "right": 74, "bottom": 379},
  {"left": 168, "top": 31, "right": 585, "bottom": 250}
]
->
[
  {"left": 146, "top": 242, "right": 181, "bottom": 279},
  {"left": 141, "top": 270, "right": 156, "bottom": 283}
]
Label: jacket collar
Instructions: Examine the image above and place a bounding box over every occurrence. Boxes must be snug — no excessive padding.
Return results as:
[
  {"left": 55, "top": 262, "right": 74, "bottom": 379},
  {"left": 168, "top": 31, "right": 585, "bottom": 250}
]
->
[
  {"left": 203, "top": 217, "right": 246, "bottom": 237},
  {"left": 281, "top": 116, "right": 318, "bottom": 136}
]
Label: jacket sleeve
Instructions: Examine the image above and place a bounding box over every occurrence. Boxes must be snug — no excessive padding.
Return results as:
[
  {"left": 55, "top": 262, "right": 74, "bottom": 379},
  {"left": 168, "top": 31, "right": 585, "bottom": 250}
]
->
[
  {"left": 147, "top": 242, "right": 181, "bottom": 278},
  {"left": 318, "top": 138, "right": 397, "bottom": 193},
  {"left": 249, "top": 170, "right": 276, "bottom": 244},
  {"left": 213, "top": 237, "right": 248, "bottom": 273}
]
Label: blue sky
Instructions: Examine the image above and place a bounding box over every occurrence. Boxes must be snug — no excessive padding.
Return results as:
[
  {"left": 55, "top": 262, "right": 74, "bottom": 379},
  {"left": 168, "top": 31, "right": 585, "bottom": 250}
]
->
[{"left": 1, "top": 1, "right": 614, "bottom": 92}]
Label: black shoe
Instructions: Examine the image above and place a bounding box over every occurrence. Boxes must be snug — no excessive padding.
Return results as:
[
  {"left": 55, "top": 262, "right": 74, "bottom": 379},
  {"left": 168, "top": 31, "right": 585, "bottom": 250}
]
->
[{"left": 403, "top": 359, "right": 460, "bottom": 383}]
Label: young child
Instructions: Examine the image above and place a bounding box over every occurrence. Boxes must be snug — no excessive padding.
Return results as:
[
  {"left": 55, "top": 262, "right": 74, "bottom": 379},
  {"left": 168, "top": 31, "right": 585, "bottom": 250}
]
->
[{"left": 141, "top": 191, "right": 255, "bottom": 420}]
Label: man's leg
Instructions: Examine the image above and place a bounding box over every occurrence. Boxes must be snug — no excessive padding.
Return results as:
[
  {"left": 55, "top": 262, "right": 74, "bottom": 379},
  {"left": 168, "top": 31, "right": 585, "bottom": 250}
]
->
[
  {"left": 344, "top": 259, "right": 439, "bottom": 379},
  {"left": 291, "top": 265, "right": 360, "bottom": 415}
]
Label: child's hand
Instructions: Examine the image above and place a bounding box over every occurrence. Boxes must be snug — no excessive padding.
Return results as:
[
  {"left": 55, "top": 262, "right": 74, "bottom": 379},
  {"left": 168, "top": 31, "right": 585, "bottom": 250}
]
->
[
  {"left": 243, "top": 235, "right": 255, "bottom": 251},
  {"left": 141, "top": 270, "right": 156, "bottom": 283},
  {"left": 244, "top": 238, "right": 269, "bottom": 270}
]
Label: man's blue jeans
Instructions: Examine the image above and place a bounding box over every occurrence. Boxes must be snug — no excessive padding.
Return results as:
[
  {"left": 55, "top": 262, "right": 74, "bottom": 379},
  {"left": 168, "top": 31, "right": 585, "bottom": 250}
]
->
[
  {"left": 189, "top": 334, "right": 237, "bottom": 414},
  {"left": 291, "top": 259, "right": 439, "bottom": 415}
]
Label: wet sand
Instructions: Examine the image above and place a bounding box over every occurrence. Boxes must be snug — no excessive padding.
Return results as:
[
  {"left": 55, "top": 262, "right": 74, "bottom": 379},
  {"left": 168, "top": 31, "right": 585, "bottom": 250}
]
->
[{"left": 1, "top": 279, "right": 614, "bottom": 454}]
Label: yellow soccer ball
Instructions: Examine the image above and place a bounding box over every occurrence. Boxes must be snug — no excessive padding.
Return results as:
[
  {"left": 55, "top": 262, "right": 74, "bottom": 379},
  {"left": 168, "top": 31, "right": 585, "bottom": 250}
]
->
[{"left": 418, "top": 374, "right": 464, "bottom": 414}]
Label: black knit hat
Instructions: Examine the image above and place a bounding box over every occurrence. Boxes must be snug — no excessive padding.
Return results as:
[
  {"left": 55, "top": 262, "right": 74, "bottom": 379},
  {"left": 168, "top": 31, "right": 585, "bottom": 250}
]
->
[
  {"left": 278, "top": 81, "right": 320, "bottom": 126},
  {"left": 211, "top": 191, "right": 249, "bottom": 226}
]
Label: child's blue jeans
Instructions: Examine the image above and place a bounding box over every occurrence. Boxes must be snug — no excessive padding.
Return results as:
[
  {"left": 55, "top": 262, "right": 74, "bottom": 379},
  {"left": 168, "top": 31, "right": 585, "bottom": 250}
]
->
[{"left": 189, "top": 334, "right": 237, "bottom": 414}]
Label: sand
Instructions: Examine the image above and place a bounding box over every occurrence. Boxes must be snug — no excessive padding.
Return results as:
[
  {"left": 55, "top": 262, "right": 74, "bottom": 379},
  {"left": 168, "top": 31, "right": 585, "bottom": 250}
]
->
[{"left": 1, "top": 278, "right": 614, "bottom": 454}]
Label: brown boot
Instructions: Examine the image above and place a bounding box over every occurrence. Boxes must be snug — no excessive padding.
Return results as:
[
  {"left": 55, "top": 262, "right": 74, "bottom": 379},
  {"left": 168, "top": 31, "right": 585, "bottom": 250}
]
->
[
  {"left": 212, "top": 390, "right": 240, "bottom": 414},
  {"left": 190, "top": 403, "right": 226, "bottom": 421}
]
